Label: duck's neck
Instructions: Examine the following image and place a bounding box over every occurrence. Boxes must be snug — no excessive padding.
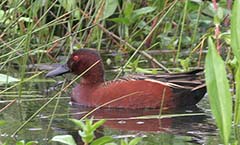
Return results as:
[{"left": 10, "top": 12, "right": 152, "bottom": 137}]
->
[{"left": 80, "top": 63, "right": 105, "bottom": 85}]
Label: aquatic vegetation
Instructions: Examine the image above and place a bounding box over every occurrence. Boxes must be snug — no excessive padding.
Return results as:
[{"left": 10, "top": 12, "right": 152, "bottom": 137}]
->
[
  {"left": 52, "top": 118, "right": 141, "bottom": 145},
  {"left": 0, "top": 0, "right": 239, "bottom": 144}
]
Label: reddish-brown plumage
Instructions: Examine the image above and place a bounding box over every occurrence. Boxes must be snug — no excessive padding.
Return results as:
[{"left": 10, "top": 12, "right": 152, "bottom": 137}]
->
[
  {"left": 46, "top": 49, "right": 206, "bottom": 109},
  {"left": 72, "top": 80, "right": 173, "bottom": 109}
]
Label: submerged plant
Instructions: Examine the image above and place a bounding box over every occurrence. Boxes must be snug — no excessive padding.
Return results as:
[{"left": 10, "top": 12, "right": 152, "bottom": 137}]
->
[
  {"left": 52, "top": 118, "right": 142, "bottom": 145},
  {"left": 52, "top": 118, "right": 112, "bottom": 145},
  {"left": 70, "top": 118, "right": 109, "bottom": 144}
]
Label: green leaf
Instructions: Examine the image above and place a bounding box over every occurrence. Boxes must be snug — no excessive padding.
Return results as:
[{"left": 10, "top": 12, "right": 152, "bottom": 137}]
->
[
  {"left": 58, "top": 0, "right": 76, "bottom": 11},
  {"left": 69, "top": 118, "right": 85, "bottom": 130},
  {"left": 133, "top": 7, "right": 156, "bottom": 17},
  {"left": 101, "top": 0, "right": 118, "bottom": 19},
  {"left": 16, "top": 140, "right": 25, "bottom": 145},
  {"left": 234, "top": 66, "right": 240, "bottom": 124},
  {"left": 0, "top": 120, "right": 6, "bottom": 126},
  {"left": 52, "top": 135, "right": 77, "bottom": 145},
  {"left": 231, "top": 0, "right": 240, "bottom": 126},
  {"left": 79, "top": 130, "right": 94, "bottom": 143},
  {"left": 90, "top": 136, "right": 114, "bottom": 145},
  {"left": 109, "top": 17, "right": 130, "bottom": 25},
  {"left": 91, "top": 119, "right": 105, "bottom": 131},
  {"left": 129, "top": 137, "right": 142, "bottom": 145},
  {"left": 205, "top": 37, "right": 232, "bottom": 144},
  {"left": 0, "top": 74, "right": 19, "bottom": 85},
  {"left": 0, "top": 9, "right": 5, "bottom": 20},
  {"left": 31, "top": 0, "right": 45, "bottom": 17},
  {"left": 217, "top": 7, "right": 224, "bottom": 21},
  {"left": 231, "top": 0, "right": 240, "bottom": 61},
  {"left": 120, "top": 139, "right": 128, "bottom": 145},
  {"left": 135, "top": 67, "right": 156, "bottom": 74},
  {"left": 180, "top": 58, "right": 190, "bottom": 71},
  {"left": 105, "top": 143, "right": 117, "bottom": 145},
  {"left": 18, "top": 17, "right": 33, "bottom": 22},
  {"left": 87, "top": 118, "right": 93, "bottom": 127},
  {"left": 124, "top": 2, "right": 134, "bottom": 18},
  {"left": 26, "top": 141, "right": 38, "bottom": 145}
]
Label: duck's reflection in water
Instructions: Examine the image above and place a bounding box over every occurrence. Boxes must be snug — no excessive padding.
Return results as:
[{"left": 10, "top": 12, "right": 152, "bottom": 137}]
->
[{"left": 68, "top": 104, "right": 216, "bottom": 144}]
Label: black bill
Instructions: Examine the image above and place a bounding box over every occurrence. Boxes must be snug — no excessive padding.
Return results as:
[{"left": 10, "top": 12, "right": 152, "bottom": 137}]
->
[{"left": 45, "top": 64, "right": 70, "bottom": 77}]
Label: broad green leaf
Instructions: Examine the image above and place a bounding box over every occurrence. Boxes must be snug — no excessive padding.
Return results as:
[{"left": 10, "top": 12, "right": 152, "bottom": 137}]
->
[
  {"left": 205, "top": 37, "right": 232, "bottom": 144},
  {"left": 0, "top": 74, "right": 19, "bottom": 85},
  {"left": 129, "top": 137, "right": 142, "bottom": 145},
  {"left": 231, "top": 0, "right": 240, "bottom": 126},
  {"left": 52, "top": 135, "right": 77, "bottom": 145},
  {"left": 90, "top": 136, "right": 114, "bottom": 145},
  {"left": 101, "top": 0, "right": 118, "bottom": 19},
  {"left": 231, "top": 0, "right": 240, "bottom": 61}
]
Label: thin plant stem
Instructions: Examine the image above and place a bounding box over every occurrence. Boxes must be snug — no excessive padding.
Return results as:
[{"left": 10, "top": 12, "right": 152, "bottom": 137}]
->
[
  {"left": 45, "top": 80, "right": 66, "bottom": 138},
  {"left": 175, "top": 0, "right": 188, "bottom": 63}
]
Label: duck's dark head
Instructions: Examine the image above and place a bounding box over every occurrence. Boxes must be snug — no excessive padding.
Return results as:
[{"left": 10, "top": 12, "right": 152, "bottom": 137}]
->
[{"left": 46, "top": 49, "right": 105, "bottom": 84}]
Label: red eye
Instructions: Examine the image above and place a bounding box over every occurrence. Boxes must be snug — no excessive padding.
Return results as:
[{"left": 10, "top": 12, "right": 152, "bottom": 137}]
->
[{"left": 73, "top": 55, "right": 80, "bottom": 61}]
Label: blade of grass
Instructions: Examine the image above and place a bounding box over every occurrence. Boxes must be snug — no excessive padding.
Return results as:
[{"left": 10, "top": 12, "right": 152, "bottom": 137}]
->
[{"left": 131, "top": 112, "right": 205, "bottom": 120}]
